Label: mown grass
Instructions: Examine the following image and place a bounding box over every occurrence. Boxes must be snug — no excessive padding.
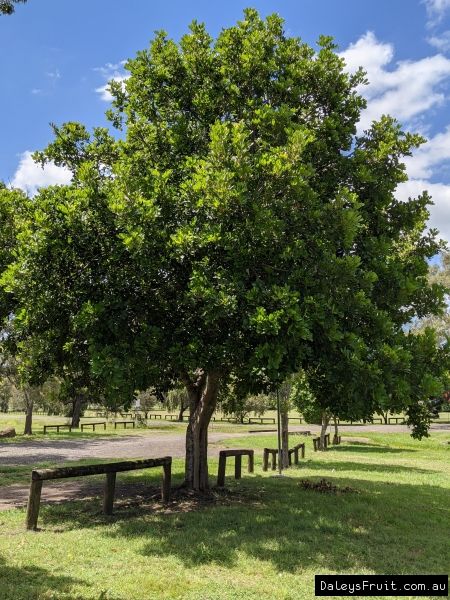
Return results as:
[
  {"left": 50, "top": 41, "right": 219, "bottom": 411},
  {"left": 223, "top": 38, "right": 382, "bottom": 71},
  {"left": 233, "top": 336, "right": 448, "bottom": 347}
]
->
[{"left": 0, "top": 431, "right": 449, "bottom": 599}]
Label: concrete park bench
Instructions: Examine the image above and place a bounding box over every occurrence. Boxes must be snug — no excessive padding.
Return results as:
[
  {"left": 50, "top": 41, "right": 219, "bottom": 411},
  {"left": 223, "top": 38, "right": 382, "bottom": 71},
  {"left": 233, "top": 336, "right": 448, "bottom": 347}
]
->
[
  {"left": 80, "top": 422, "right": 106, "bottom": 432},
  {"left": 217, "top": 449, "right": 254, "bottom": 486},
  {"left": 43, "top": 424, "right": 72, "bottom": 434},
  {"left": 114, "top": 420, "right": 135, "bottom": 429},
  {"left": 26, "top": 457, "right": 172, "bottom": 530}
]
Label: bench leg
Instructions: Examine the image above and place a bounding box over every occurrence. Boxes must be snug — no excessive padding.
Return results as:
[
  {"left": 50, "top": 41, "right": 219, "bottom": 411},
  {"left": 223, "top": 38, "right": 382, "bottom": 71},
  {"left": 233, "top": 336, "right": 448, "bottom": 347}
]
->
[
  {"left": 235, "top": 455, "right": 242, "bottom": 479},
  {"left": 26, "top": 480, "right": 43, "bottom": 531},
  {"left": 294, "top": 449, "right": 298, "bottom": 465},
  {"left": 263, "top": 449, "right": 269, "bottom": 472},
  {"left": 248, "top": 452, "right": 254, "bottom": 473},
  {"left": 162, "top": 462, "right": 171, "bottom": 503},
  {"left": 271, "top": 452, "right": 277, "bottom": 471},
  {"left": 103, "top": 472, "right": 116, "bottom": 515},
  {"left": 217, "top": 453, "right": 226, "bottom": 487},
  {"left": 288, "top": 451, "right": 292, "bottom": 466},
  {"left": 301, "top": 444, "right": 305, "bottom": 458}
]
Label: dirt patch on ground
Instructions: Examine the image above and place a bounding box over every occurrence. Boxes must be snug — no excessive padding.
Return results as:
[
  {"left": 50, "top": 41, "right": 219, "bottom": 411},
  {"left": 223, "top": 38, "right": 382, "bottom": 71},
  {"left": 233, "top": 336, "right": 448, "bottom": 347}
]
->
[{"left": 298, "top": 478, "right": 359, "bottom": 494}]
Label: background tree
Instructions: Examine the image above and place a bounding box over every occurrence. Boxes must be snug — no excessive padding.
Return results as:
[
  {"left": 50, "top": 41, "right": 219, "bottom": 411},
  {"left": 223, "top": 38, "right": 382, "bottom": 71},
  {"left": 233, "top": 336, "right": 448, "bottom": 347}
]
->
[{"left": 0, "top": 0, "right": 26, "bottom": 15}]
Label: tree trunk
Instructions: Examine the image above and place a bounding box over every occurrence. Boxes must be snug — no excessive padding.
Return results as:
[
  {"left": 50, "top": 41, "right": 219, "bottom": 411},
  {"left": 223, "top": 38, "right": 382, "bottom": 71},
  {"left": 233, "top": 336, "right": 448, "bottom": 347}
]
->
[
  {"left": 182, "top": 370, "right": 220, "bottom": 491},
  {"left": 333, "top": 415, "right": 339, "bottom": 444},
  {"left": 319, "top": 412, "right": 330, "bottom": 450},
  {"left": 23, "top": 389, "right": 34, "bottom": 435},
  {"left": 281, "top": 409, "right": 289, "bottom": 468},
  {"left": 177, "top": 401, "right": 188, "bottom": 422},
  {"left": 71, "top": 393, "right": 84, "bottom": 428}
]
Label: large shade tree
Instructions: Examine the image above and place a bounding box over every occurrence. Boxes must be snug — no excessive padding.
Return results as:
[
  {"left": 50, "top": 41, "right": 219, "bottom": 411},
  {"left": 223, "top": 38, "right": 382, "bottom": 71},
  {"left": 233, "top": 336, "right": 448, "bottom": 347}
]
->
[{"left": 2, "top": 10, "right": 447, "bottom": 488}]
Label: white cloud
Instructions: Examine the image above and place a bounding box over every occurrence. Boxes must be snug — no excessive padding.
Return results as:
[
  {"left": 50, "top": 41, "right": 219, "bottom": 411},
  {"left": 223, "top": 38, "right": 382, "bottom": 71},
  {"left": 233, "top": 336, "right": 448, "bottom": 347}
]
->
[
  {"left": 11, "top": 151, "right": 72, "bottom": 196},
  {"left": 423, "top": 0, "right": 450, "bottom": 26},
  {"left": 403, "top": 126, "right": 450, "bottom": 179},
  {"left": 428, "top": 30, "right": 450, "bottom": 52},
  {"left": 397, "top": 179, "right": 450, "bottom": 242},
  {"left": 340, "top": 32, "right": 450, "bottom": 132},
  {"left": 94, "top": 61, "right": 129, "bottom": 102}
]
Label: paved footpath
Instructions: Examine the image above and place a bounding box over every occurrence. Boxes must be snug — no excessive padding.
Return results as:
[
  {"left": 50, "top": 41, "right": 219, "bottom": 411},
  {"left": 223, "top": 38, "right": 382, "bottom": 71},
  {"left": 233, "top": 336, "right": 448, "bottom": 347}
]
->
[{"left": 1, "top": 423, "right": 448, "bottom": 510}]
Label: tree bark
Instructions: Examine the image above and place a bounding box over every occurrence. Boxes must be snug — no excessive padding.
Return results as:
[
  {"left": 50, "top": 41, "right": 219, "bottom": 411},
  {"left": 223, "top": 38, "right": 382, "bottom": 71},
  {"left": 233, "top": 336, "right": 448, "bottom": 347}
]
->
[
  {"left": 333, "top": 415, "right": 339, "bottom": 444},
  {"left": 23, "top": 388, "right": 34, "bottom": 435},
  {"left": 281, "top": 409, "right": 289, "bottom": 468},
  {"left": 177, "top": 400, "right": 188, "bottom": 422},
  {"left": 182, "top": 370, "right": 220, "bottom": 491},
  {"left": 71, "top": 393, "right": 84, "bottom": 428},
  {"left": 319, "top": 411, "right": 330, "bottom": 450}
]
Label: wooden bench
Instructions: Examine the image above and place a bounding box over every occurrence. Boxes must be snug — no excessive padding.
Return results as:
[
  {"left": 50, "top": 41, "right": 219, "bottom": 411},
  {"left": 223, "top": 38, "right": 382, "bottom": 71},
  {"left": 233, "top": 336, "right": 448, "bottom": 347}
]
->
[
  {"left": 114, "top": 420, "right": 135, "bottom": 429},
  {"left": 80, "top": 422, "right": 106, "bottom": 432},
  {"left": 164, "top": 414, "right": 179, "bottom": 421},
  {"left": 217, "top": 450, "right": 254, "bottom": 487},
  {"left": 263, "top": 448, "right": 278, "bottom": 471},
  {"left": 248, "top": 417, "right": 276, "bottom": 424},
  {"left": 332, "top": 434, "right": 342, "bottom": 445},
  {"left": 43, "top": 424, "right": 72, "bottom": 434},
  {"left": 313, "top": 433, "right": 330, "bottom": 451},
  {"left": 120, "top": 413, "right": 134, "bottom": 419},
  {"left": 26, "top": 457, "right": 172, "bottom": 530},
  {"left": 288, "top": 443, "right": 305, "bottom": 465},
  {"left": 288, "top": 417, "right": 304, "bottom": 423},
  {"left": 372, "top": 418, "right": 383, "bottom": 424},
  {"left": 388, "top": 417, "right": 405, "bottom": 424},
  {"left": 147, "top": 414, "right": 162, "bottom": 420},
  {"left": 289, "top": 430, "right": 311, "bottom": 436},
  {"left": 249, "top": 429, "right": 277, "bottom": 433}
]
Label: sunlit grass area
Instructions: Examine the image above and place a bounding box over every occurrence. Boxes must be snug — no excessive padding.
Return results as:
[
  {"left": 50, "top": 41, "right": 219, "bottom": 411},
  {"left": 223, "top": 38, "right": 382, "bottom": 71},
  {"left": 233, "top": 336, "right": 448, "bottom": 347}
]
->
[{"left": 0, "top": 431, "right": 448, "bottom": 599}]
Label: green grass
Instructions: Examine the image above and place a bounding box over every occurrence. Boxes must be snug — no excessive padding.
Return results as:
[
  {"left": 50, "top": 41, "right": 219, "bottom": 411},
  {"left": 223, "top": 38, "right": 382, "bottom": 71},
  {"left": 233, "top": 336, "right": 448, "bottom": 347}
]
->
[{"left": 0, "top": 431, "right": 449, "bottom": 599}]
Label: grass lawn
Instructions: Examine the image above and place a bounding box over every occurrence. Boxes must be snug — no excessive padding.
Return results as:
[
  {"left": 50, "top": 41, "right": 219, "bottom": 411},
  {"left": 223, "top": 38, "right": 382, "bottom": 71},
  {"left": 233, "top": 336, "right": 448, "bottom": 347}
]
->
[{"left": 0, "top": 432, "right": 448, "bottom": 599}]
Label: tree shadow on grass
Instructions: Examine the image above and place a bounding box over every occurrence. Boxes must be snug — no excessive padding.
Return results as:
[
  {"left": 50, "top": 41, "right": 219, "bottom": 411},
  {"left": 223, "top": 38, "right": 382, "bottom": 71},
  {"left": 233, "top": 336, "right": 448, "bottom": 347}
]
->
[
  {"left": 299, "top": 459, "right": 435, "bottom": 475},
  {"left": 331, "top": 442, "right": 415, "bottom": 454},
  {"left": 37, "top": 471, "right": 450, "bottom": 577},
  {"left": 0, "top": 555, "right": 83, "bottom": 600}
]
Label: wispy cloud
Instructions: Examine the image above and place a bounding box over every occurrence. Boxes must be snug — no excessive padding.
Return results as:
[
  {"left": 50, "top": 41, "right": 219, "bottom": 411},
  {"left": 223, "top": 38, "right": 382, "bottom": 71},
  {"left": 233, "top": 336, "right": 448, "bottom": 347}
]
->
[
  {"left": 11, "top": 151, "right": 72, "bottom": 196},
  {"left": 340, "top": 31, "right": 450, "bottom": 133},
  {"left": 341, "top": 31, "right": 450, "bottom": 243},
  {"left": 428, "top": 30, "right": 450, "bottom": 52},
  {"left": 94, "top": 61, "right": 129, "bottom": 101},
  {"left": 423, "top": 0, "right": 450, "bottom": 27}
]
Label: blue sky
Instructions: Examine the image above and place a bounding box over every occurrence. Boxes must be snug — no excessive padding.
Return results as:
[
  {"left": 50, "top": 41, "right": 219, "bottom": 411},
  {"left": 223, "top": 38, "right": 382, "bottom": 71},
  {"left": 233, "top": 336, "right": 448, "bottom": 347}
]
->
[{"left": 1, "top": 0, "right": 450, "bottom": 239}]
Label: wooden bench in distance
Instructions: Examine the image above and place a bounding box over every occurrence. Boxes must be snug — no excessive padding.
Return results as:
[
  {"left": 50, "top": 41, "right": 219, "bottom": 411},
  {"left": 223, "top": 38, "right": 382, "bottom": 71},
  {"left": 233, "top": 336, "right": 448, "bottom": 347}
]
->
[
  {"left": 43, "top": 424, "right": 72, "bottom": 434},
  {"left": 147, "top": 414, "right": 162, "bottom": 420},
  {"left": 288, "top": 443, "right": 305, "bottom": 465},
  {"left": 164, "top": 414, "right": 179, "bottom": 421},
  {"left": 288, "top": 417, "right": 304, "bottom": 423},
  {"left": 80, "top": 422, "right": 106, "bottom": 432},
  {"left": 313, "top": 433, "right": 330, "bottom": 451},
  {"left": 217, "top": 449, "right": 254, "bottom": 487},
  {"left": 114, "top": 420, "right": 135, "bottom": 429},
  {"left": 263, "top": 448, "right": 278, "bottom": 471},
  {"left": 26, "top": 457, "right": 172, "bottom": 531}
]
